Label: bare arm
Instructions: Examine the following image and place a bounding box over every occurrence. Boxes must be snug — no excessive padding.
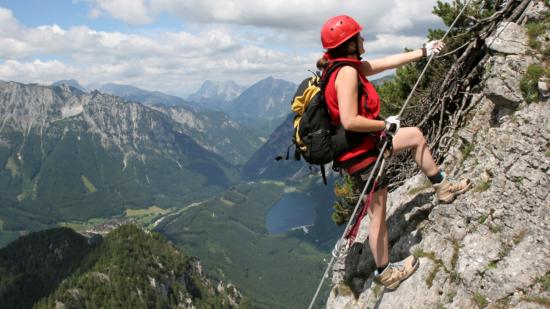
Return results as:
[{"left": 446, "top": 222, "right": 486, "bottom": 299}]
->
[
  {"left": 336, "top": 66, "right": 386, "bottom": 132},
  {"left": 359, "top": 49, "right": 424, "bottom": 77}
]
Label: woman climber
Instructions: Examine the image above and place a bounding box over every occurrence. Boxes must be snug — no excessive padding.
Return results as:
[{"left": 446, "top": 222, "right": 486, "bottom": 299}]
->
[{"left": 318, "top": 15, "right": 471, "bottom": 290}]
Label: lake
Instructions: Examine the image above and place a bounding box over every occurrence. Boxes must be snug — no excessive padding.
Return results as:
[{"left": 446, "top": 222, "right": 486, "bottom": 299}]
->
[{"left": 265, "top": 193, "right": 317, "bottom": 234}]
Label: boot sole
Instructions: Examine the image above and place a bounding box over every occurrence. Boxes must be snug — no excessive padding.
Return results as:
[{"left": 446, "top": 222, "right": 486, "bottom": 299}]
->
[
  {"left": 384, "top": 258, "right": 420, "bottom": 291},
  {"left": 438, "top": 180, "right": 472, "bottom": 204}
]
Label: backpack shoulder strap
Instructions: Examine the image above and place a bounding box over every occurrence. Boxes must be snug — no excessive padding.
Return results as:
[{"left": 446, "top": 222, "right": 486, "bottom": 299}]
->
[{"left": 320, "top": 61, "right": 356, "bottom": 91}]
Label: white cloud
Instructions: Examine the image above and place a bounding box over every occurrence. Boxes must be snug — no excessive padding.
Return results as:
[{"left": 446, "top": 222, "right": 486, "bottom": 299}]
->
[
  {"left": 0, "top": 7, "right": 20, "bottom": 36},
  {"left": 90, "top": 0, "right": 153, "bottom": 25},
  {"left": 0, "top": 1, "right": 446, "bottom": 95},
  {"left": 0, "top": 5, "right": 321, "bottom": 95},
  {"left": 103, "top": 0, "right": 441, "bottom": 33},
  {"left": 103, "top": 0, "right": 444, "bottom": 56},
  {"left": 364, "top": 34, "right": 427, "bottom": 54},
  {"left": 0, "top": 60, "right": 77, "bottom": 84}
]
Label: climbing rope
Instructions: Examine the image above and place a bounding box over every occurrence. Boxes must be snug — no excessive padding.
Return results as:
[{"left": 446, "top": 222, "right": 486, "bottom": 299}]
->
[{"left": 307, "top": 1, "right": 474, "bottom": 308}]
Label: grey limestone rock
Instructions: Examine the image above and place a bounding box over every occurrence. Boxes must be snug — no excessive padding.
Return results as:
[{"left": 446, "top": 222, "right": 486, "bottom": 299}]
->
[
  {"left": 326, "top": 6, "right": 550, "bottom": 308},
  {"left": 486, "top": 22, "right": 529, "bottom": 55},
  {"left": 484, "top": 54, "right": 535, "bottom": 111}
]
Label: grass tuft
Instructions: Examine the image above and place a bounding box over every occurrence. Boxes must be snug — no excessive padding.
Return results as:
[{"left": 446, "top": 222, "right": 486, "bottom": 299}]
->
[
  {"left": 520, "top": 64, "right": 548, "bottom": 103},
  {"left": 413, "top": 248, "right": 448, "bottom": 288},
  {"left": 459, "top": 142, "right": 475, "bottom": 166},
  {"left": 475, "top": 180, "right": 491, "bottom": 193},
  {"left": 489, "top": 224, "right": 503, "bottom": 233},
  {"left": 526, "top": 13, "right": 550, "bottom": 51},
  {"left": 478, "top": 214, "right": 488, "bottom": 225},
  {"left": 473, "top": 292, "right": 488, "bottom": 308},
  {"left": 538, "top": 272, "right": 550, "bottom": 291},
  {"left": 485, "top": 261, "right": 498, "bottom": 270},
  {"left": 447, "top": 291, "right": 457, "bottom": 303}
]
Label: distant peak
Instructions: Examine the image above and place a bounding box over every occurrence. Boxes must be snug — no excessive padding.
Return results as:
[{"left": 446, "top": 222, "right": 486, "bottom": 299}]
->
[
  {"left": 188, "top": 80, "right": 245, "bottom": 102},
  {"left": 52, "top": 79, "right": 87, "bottom": 92}
]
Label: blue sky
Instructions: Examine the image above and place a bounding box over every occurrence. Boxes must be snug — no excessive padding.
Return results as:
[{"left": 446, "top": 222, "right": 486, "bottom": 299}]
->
[
  {"left": 0, "top": 0, "right": 190, "bottom": 34},
  {"left": 0, "top": 0, "right": 445, "bottom": 96}
]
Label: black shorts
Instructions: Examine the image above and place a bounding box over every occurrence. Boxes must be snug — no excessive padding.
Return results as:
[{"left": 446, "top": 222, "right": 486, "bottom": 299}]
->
[{"left": 348, "top": 161, "right": 389, "bottom": 194}]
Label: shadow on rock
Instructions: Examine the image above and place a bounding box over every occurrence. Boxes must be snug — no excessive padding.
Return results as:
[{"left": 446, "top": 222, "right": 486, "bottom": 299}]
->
[{"left": 343, "top": 192, "right": 434, "bottom": 296}]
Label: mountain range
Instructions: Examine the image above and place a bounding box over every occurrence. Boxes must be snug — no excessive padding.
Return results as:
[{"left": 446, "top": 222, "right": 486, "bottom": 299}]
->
[
  {"left": 225, "top": 76, "right": 296, "bottom": 137},
  {"left": 0, "top": 81, "right": 239, "bottom": 234},
  {"left": 187, "top": 77, "right": 297, "bottom": 137},
  {"left": 53, "top": 77, "right": 298, "bottom": 139},
  {"left": 50, "top": 80, "right": 266, "bottom": 166},
  {"left": 97, "top": 83, "right": 193, "bottom": 107}
]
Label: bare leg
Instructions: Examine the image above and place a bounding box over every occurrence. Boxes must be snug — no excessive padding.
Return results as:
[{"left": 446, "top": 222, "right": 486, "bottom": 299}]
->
[
  {"left": 367, "top": 187, "right": 389, "bottom": 267},
  {"left": 392, "top": 127, "right": 439, "bottom": 177}
]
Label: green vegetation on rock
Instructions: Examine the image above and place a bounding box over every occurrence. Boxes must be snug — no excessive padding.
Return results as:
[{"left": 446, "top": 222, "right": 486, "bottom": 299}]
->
[
  {"left": 473, "top": 292, "right": 488, "bottom": 308},
  {"left": 526, "top": 12, "right": 550, "bottom": 52},
  {"left": 538, "top": 272, "right": 550, "bottom": 291},
  {"left": 475, "top": 180, "right": 492, "bottom": 193},
  {"left": 520, "top": 64, "right": 548, "bottom": 103}
]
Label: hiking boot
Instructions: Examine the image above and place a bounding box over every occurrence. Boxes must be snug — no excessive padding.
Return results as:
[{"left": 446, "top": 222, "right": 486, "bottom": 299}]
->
[
  {"left": 375, "top": 255, "right": 419, "bottom": 290},
  {"left": 433, "top": 176, "right": 471, "bottom": 204}
]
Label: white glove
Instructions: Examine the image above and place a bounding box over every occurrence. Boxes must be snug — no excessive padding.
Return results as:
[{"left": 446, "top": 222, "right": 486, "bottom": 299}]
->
[
  {"left": 424, "top": 40, "right": 445, "bottom": 57},
  {"left": 384, "top": 115, "right": 400, "bottom": 136}
]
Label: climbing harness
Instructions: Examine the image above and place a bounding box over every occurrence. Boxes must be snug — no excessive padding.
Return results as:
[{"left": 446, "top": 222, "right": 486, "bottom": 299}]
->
[{"left": 307, "top": 1, "right": 474, "bottom": 308}]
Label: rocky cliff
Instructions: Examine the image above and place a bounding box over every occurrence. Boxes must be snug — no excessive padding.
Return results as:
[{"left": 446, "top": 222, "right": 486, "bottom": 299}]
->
[{"left": 327, "top": 1, "right": 549, "bottom": 308}]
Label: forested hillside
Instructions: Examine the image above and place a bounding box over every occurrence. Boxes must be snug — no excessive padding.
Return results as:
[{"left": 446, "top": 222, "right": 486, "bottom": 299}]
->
[{"left": 0, "top": 225, "right": 244, "bottom": 308}]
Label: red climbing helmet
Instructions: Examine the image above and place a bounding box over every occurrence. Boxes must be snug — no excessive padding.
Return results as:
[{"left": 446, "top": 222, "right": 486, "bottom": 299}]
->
[{"left": 321, "top": 15, "right": 363, "bottom": 49}]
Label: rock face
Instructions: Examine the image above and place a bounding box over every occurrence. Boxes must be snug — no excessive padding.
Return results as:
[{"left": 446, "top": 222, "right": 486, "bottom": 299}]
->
[
  {"left": 327, "top": 3, "right": 549, "bottom": 309},
  {"left": 483, "top": 54, "right": 535, "bottom": 110},
  {"left": 486, "top": 22, "right": 529, "bottom": 55}
]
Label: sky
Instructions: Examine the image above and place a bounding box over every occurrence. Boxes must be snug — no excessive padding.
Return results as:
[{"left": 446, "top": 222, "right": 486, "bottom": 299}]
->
[{"left": 0, "top": 0, "right": 446, "bottom": 97}]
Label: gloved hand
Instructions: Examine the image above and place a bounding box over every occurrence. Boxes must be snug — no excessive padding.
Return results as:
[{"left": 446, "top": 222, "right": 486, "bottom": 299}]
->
[
  {"left": 384, "top": 115, "right": 400, "bottom": 136},
  {"left": 424, "top": 40, "right": 445, "bottom": 57}
]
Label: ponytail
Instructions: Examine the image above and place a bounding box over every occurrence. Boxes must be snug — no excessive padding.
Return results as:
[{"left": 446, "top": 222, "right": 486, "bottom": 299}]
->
[{"left": 316, "top": 56, "right": 330, "bottom": 70}]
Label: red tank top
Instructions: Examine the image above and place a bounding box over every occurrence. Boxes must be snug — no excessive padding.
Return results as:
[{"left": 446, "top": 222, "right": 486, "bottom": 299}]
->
[{"left": 324, "top": 58, "right": 381, "bottom": 174}]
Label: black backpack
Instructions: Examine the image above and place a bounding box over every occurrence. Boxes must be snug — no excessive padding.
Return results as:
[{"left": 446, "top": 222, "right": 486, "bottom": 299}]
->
[{"left": 289, "top": 61, "right": 365, "bottom": 184}]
